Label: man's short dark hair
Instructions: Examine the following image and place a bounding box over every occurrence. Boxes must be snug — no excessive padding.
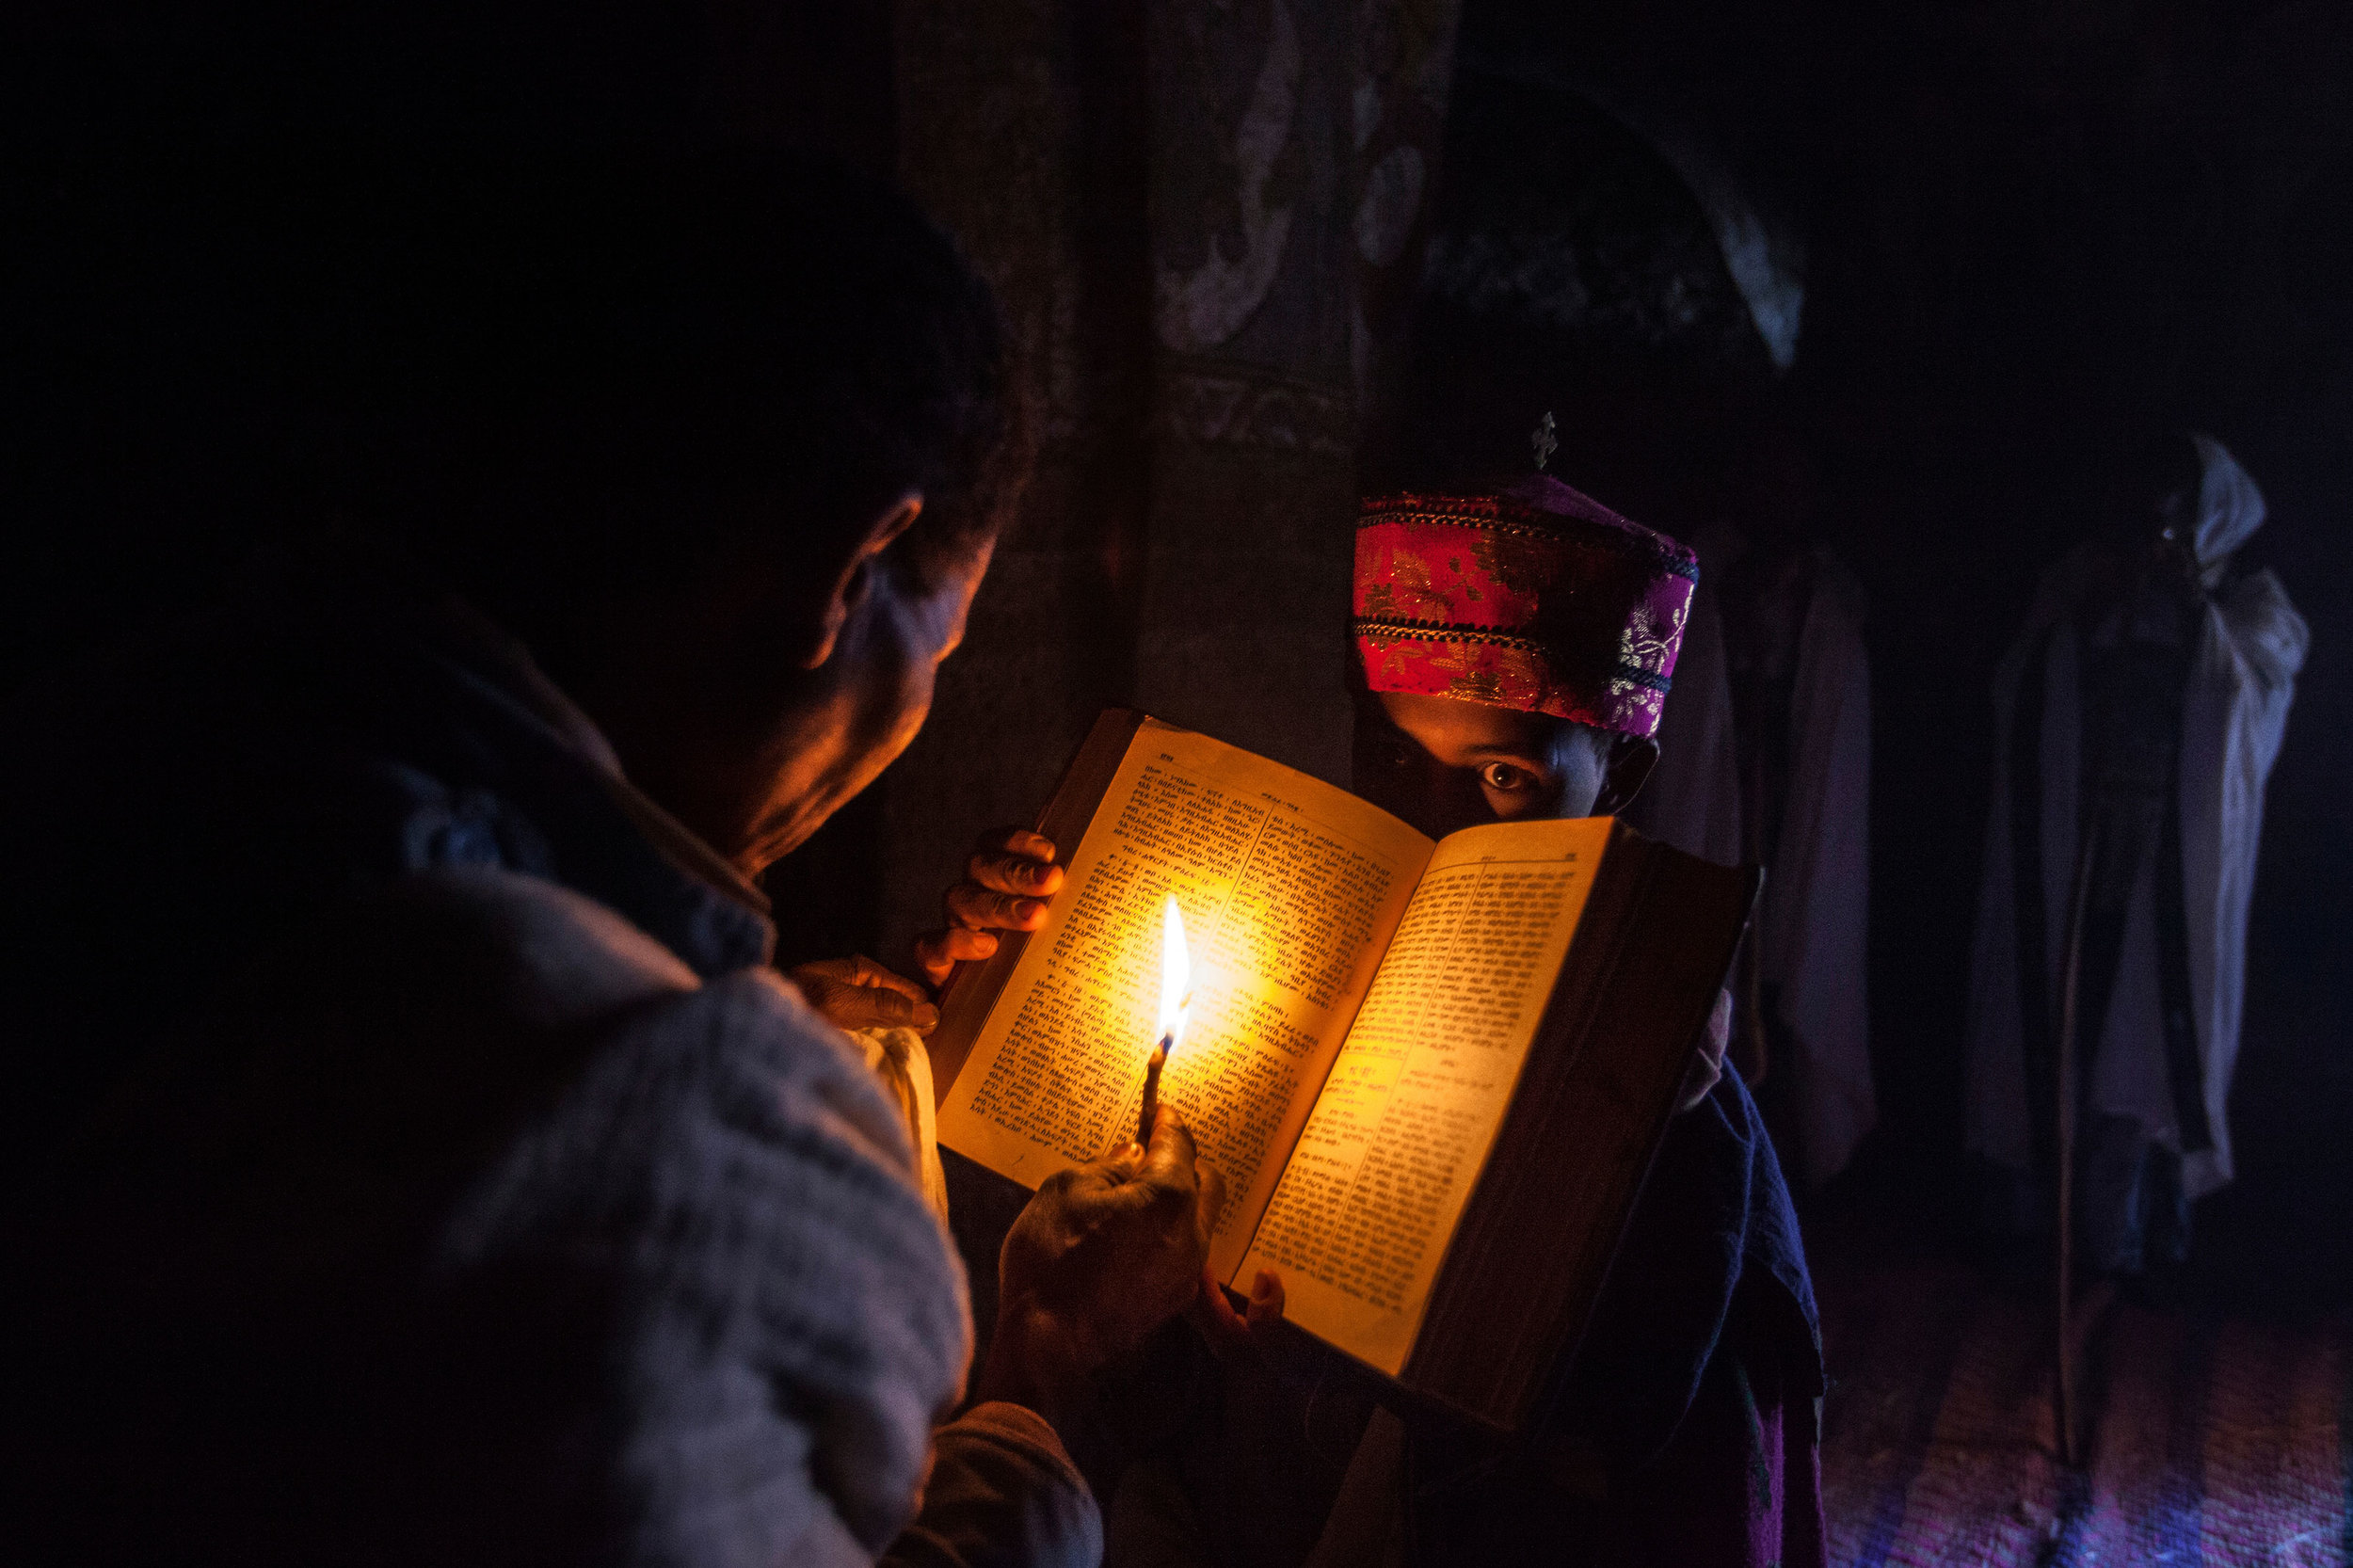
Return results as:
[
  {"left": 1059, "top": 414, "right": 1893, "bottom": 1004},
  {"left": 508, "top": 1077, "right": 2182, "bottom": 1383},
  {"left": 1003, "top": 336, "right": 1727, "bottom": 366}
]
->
[{"left": 313, "top": 148, "right": 1014, "bottom": 614}]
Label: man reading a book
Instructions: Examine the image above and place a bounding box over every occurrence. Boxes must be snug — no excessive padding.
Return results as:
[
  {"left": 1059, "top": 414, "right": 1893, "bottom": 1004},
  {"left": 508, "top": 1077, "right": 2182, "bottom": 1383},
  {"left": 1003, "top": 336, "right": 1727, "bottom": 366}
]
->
[
  {"left": 927, "top": 474, "right": 1825, "bottom": 1568},
  {"left": 4, "top": 152, "right": 1223, "bottom": 1568}
]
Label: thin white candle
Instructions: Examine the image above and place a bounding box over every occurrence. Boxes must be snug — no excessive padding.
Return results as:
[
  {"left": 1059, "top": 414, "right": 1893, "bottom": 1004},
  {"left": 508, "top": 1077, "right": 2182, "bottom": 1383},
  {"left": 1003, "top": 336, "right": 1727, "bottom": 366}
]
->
[{"left": 1138, "top": 894, "right": 1192, "bottom": 1146}]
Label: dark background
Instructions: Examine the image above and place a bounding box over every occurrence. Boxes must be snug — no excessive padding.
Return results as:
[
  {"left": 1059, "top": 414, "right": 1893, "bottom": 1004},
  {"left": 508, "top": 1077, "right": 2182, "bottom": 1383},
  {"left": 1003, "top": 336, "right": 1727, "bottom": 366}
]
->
[{"left": 7, "top": 0, "right": 2348, "bottom": 1294}]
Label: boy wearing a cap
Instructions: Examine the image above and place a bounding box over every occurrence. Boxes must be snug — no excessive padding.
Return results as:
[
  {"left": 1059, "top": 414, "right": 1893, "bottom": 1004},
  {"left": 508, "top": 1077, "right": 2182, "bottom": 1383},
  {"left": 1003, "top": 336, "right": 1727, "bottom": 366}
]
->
[
  {"left": 1343, "top": 474, "right": 1825, "bottom": 1568},
  {"left": 929, "top": 473, "right": 1825, "bottom": 1567}
]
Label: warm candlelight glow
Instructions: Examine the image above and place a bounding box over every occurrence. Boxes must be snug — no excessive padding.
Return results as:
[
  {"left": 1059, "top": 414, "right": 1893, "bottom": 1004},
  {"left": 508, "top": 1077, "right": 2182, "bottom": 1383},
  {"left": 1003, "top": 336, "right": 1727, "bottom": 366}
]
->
[{"left": 1156, "top": 893, "right": 1192, "bottom": 1049}]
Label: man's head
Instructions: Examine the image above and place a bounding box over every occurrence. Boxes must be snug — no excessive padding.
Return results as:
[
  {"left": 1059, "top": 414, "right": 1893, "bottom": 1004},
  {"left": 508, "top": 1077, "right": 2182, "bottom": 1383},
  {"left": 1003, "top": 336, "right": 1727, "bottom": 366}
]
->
[
  {"left": 1349, "top": 475, "right": 1689, "bottom": 837},
  {"left": 2098, "top": 429, "right": 2205, "bottom": 560},
  {"left": 335, "top": 151, "right": 1015, "bottom": 873}
]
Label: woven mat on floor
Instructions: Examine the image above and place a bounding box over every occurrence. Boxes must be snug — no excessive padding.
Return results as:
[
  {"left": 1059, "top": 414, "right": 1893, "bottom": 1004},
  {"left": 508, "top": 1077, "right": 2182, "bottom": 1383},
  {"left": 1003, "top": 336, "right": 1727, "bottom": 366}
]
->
[{"left": 1816, "top": 1245, "right": 2348, "bottom": 1566}]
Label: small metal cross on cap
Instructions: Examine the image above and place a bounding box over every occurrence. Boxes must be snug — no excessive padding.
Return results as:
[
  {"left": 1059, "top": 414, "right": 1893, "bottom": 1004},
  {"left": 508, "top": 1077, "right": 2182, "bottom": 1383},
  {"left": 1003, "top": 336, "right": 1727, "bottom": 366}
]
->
[{"left": 1532, "top": 410, "right": 1558, "bottom": 472}]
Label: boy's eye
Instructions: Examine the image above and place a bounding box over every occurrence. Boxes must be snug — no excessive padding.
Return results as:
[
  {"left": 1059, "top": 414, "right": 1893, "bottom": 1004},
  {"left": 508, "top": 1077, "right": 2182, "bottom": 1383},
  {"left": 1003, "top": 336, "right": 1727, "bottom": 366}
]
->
[{"left": 1480, "top": 761, "right": 1536, "bottom": 792}]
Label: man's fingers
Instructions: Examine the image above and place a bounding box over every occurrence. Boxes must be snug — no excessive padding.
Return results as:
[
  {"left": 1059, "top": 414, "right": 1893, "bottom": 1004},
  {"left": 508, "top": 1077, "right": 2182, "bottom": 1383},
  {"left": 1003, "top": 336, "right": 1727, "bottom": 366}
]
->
[
  {"left": 1188, "top": 1268, "right": 1286, "bottom": 1361},
  {"left": 812, "top": 983, "right": 939, "bottom": 1034},
  {"left": 977, "top": 827, "right": 1058, "bottom": 864},
  {"left": 791, "top": 956, "right": 926, "bottom": 1000},
  {"left": 786, "top": 959, "right": 940, "bottom": 1032},
  {"left": 1094, "top": 1126, "right": 1150, "bottom": 1170},
  {"left": 945, "top": 881, "right": 1048, "bottom": 933},
  {"left": 796, "top": 954, "right": 931, "bottom": 1004},
  {"left": 1058, "top": 1137, "right": 1195, "bottom": 1226},
  {"left": 1188, "top": 1268, "right": 1253, "bottom": 1356},
  {"left": 967, "top": 848, "right": 1065, "bottom": 898},
  {"left": 1096, "top": 1106, "right": 1214, "bottom": 1242},
  {"left": 920, "top": 833, "right": 1057, "bottom": 991},
  {"left": 1244, "top": 1269, "right": 1286, "bottom": 1333},
  {"left": 1140, "top": 1102, "right": 1201, "bottom": 1181},
  {"left": 790, "top": 957, "right": 860, "bottom": 986},
  {"left": 860, "top": 986, "right": 939, "bottom": 1030},
  {"left": 914, "top": 926, "right": 999, "bottom": 970},
  {"left": 841, "top": 956, "right": 931, "bottom": 1003}
]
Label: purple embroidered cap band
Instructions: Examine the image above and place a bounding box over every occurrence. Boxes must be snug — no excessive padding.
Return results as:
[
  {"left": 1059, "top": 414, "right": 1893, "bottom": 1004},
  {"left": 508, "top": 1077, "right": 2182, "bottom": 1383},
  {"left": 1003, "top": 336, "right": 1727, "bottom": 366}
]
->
[{"left": 1353, "top": 475, "right": 1700, "bottom": 739}]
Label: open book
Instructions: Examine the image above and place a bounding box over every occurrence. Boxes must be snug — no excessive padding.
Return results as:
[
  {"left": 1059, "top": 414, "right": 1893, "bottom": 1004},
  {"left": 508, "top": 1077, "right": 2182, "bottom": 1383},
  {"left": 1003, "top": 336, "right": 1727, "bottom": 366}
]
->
[{"left": 931, "top": 710, "right": 1757, "bottom": 1432}]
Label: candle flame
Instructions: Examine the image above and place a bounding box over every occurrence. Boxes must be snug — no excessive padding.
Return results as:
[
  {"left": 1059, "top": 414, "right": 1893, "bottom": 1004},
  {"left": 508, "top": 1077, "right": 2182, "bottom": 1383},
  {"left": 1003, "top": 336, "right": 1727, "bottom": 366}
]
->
[{"left": 1156, "top": 894, "right": 1192, "bottom": 1050}]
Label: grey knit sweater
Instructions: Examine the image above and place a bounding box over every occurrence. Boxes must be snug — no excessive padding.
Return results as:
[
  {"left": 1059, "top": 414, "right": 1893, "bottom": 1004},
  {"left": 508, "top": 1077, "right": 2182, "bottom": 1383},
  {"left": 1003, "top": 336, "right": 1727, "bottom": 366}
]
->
[{"left": 2, "top": 590, "right": 1097, "bottom": 1566}]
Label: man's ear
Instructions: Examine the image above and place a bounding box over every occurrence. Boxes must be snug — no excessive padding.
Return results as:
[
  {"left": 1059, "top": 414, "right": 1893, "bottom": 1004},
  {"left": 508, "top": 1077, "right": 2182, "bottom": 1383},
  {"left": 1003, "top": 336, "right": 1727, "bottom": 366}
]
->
[
  {"left": 799, "top": 492, "right": 925, "bottom": 670},
  {"left": 1592, "top": 734, "right": 1659, "bottom": 817}
]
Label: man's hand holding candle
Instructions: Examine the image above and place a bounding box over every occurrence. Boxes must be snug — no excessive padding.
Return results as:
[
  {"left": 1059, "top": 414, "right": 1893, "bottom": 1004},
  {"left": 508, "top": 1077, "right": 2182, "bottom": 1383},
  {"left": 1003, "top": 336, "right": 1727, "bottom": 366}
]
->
[
  {"left": 977, "top": 1106, "right": 1225, "bottom": 1426},
  {"left": 920, "top": 826, "right": 1293, "bottom": 1401}
]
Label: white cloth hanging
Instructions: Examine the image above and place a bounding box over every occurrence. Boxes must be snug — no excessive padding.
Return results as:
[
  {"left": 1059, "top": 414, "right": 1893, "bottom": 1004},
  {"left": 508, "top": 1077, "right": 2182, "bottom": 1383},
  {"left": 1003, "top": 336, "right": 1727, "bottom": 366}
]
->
[
  {"left": 1963, "top": 438, "right": 2307, "bottom": 1198},
  {"left": 1631, "top": 531, "right": 1876, "bottom": 1188},
  {"left": 1758, "top": 552, "right": 1876, "bottom": 1190}
]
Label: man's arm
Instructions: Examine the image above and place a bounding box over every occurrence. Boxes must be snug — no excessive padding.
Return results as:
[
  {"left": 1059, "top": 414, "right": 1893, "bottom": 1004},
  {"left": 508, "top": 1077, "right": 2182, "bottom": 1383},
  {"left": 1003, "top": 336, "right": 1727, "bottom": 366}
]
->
[
  {"left": 440, "top": 893, "right": 1240, "bottom": 1568},
  {"left": 433, "top": 944, "right": 975, "bottom": 1562},
  {"left": 884, "top": 1403, "right": 1102, "bottom": 1568}
]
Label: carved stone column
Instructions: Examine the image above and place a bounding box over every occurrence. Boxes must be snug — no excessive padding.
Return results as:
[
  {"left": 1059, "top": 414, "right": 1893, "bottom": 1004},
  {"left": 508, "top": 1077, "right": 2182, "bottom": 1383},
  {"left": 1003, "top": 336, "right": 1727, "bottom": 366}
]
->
[
  {"left": 1128, "top": 0, "right": 1359, "bottom": 781},
  {"left": 881, "top": 2, "right": 1154, "bottom": 952},
  {"left": 1352, "top": 0, "right": 1466, "bottom": 474},
  {"left": 881, "top": 0, "right": 1463, "bottom": 953}
]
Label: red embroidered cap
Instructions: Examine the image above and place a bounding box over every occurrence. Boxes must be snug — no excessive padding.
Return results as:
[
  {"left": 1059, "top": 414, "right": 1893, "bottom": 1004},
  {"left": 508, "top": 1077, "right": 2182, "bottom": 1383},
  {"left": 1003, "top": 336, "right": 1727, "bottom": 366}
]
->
[{"left": 1353, "top": 475, "right": 1699, "bottom": 738}]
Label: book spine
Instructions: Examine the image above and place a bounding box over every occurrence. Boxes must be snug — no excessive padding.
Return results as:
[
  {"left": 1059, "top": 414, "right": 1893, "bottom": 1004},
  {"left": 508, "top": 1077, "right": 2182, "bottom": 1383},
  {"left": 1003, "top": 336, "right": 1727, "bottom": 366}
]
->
[{"left": 1401, "top": 827, "right": 1758, "bottom": 1431}]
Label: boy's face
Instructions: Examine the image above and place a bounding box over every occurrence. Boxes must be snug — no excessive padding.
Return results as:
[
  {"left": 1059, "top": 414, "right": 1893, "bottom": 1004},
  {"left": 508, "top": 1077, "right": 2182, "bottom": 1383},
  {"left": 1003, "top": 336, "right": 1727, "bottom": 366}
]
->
[{"left": 1354, "top": 690, "right": 1657, "bottom": 840}]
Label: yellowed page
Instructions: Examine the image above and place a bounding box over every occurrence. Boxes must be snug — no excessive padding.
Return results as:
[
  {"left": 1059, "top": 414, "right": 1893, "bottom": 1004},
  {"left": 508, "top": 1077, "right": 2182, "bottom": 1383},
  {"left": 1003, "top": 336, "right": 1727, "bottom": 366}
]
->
[
  {"left": 1236, "top": 816, "right": 1613, "bottom": 1375},
  {"left": 937, "top": 719, "right": 1432, "bottom": 1278}
]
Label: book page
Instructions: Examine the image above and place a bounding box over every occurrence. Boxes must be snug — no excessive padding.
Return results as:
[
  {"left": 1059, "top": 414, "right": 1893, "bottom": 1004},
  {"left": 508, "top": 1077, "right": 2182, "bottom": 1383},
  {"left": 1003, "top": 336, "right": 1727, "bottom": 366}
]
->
[
  {"left": 936, "top": 720, "right": 1432, "bottom": 1280},
  {"left": 1236, "top": 816, "right": 1613, "bottom": 1375}
]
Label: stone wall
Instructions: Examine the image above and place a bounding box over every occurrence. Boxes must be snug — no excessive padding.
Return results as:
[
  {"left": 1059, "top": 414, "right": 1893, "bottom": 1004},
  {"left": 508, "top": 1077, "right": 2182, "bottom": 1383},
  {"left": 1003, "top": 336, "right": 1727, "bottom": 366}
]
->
[{"left": 874, "top": 0, "right": 1465, "bottom": 958}]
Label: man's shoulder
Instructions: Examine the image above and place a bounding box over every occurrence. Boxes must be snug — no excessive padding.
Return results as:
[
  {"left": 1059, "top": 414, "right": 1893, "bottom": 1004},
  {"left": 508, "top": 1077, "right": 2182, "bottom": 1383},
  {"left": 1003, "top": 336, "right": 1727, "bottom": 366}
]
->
[
  {"left": 333, "top": 866, "right": 881, "bottom": 1135},
  {"left": 358, "top": 866, "right": 701, "bottom": 1026},
  {"left": 360, "top": 865, "right": 921, "bottom": 1181},
  {"left": 2211, "top": 566, "right": 2309, "bottom": 686},
  {"left": 12, "top": 863, "right": 968, "bottom": 1567}
]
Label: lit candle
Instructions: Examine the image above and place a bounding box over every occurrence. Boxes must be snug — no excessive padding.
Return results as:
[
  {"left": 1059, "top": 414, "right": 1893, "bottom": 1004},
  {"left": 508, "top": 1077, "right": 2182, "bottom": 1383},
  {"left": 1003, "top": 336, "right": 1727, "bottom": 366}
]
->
[{"left": 1137, "top": 894, "right": 1192, "bottom": 1148}]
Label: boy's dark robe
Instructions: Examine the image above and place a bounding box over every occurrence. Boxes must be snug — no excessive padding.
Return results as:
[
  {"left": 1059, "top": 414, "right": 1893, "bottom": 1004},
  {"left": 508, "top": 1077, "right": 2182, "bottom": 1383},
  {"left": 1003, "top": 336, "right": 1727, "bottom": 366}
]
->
[
  {"left": 1070, "top": 1060, "right": 1825, "bottom": 1568},
  {"left": 1402, "top": 1067, "right": 1825, "bottom": 1567}
]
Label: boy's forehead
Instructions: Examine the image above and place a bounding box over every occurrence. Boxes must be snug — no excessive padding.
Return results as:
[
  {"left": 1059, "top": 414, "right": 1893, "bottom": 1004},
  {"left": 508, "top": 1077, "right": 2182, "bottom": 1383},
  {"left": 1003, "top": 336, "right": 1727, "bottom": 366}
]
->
[{"left": 1377, "top": 691, "right": 1569, "bottom": 760}]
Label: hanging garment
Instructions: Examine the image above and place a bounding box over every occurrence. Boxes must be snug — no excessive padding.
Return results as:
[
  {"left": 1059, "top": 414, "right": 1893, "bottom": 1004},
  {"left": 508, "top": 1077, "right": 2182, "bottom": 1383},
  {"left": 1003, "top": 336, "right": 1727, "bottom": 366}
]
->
[
  {"left": 1732, "top": 542, "right": 1876, "bottom": 1192},
  {"left": 1964, "top": 438, "right": 2307, "bottom": 1256},
  {"left": 1625, "top": 570, "right": 1745, "bottom": 869},
  {"left": 1625, "top": 571, "right": 1769, "bottom": 1088},
  {"left": 1639, "top": 529, "right": 1877, "bottom": 1190}
]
